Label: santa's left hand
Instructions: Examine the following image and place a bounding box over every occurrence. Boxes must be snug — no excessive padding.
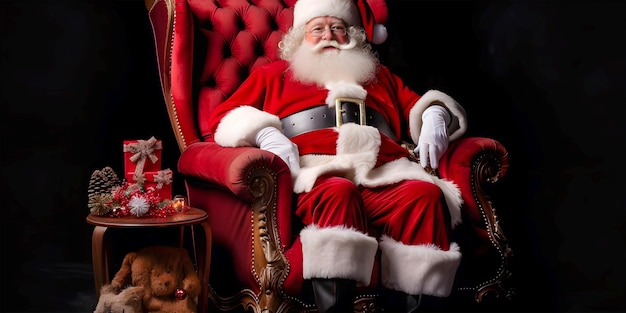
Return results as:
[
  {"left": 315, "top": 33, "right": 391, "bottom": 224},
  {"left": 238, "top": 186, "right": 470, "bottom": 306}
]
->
[
  {"left": 415, "top": 105, "right": 451, "bottom": 169},
  {"left": 255, "top": 126, "right": 301, "bottom": 178}
]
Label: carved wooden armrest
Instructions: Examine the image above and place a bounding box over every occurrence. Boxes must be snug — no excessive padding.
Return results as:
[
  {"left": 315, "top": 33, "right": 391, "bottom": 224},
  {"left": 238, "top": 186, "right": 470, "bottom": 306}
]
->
[
  {"left": 438, "top": 136, "right": 514, "bottom": 303},
  {"left": 179, "top": 141, "right": 296, "bottom": 312}
]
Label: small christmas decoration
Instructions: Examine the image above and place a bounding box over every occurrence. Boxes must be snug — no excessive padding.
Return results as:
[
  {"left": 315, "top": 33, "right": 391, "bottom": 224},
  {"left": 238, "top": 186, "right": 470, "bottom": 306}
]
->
[
  {"left": 128, "top": 194, "right": 150, "bottom": 217},
  {"left": 88, "top": 193, "right": 115, "bottom": 216},
  {"left": 108, "top": 181, "right": 179, "bottom": 218},
  {"left": 88, "top": 166, "right": 121, "bottom": 194},
  {"left": 87, "top": 167, "right": 181, "bottom": 218},
  {"left": 88, "top": 166, "right": 122, "bottom": 216},
  {"left": 175, "top": 288, "right": 187, "bottom": 300},
  {"left": 88, "top": 137, "right": 180, "bottom": 218},
  {"left": 123, "top": 137, "right": 163, "bottom": 182}
]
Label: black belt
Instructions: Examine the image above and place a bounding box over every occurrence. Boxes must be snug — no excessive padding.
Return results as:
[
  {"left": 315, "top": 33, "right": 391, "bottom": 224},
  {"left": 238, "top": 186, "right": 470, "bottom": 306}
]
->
[{"left": 280, "top": 98, "right": 397, "bottom": 141}]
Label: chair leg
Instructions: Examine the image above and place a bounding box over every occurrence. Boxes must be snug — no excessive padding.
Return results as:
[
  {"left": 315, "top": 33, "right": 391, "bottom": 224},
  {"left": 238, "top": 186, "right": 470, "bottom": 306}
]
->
[{"left": 312, "top": 278, "right": 356, "bottom": 313}]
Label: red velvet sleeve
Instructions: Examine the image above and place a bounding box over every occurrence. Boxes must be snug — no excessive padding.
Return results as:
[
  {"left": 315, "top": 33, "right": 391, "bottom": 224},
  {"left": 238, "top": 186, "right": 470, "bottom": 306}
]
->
[{"left": 206, "top": 65, "right": 271, "bottom": 136}]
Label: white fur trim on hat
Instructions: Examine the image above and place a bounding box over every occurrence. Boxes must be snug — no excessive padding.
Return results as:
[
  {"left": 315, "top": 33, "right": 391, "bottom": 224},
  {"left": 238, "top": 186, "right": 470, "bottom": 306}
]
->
[
  {"left": 301, "top": 224, "right": 378, "bottom": 286},
  {"left": 293, "top": 0, "right": 360, "bottom": 29},
  {"left": 371, "top": 24, "right": 388, "bottom": 45},
  {"left": 379, "top": 235, "right": 461, "bottom": 297}
]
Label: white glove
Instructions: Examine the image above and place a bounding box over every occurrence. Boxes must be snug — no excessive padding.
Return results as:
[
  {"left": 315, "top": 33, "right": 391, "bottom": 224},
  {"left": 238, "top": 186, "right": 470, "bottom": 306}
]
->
[
  {"left": 256, "top": 126, "right": 301, "bottom": 177},
  {"left": 415, "top": 105, "right": 451, "bottom": 169}
]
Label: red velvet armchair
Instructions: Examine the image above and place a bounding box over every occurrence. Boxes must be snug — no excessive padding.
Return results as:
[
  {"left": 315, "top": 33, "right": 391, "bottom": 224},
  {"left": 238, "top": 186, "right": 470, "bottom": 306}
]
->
[{"left": 144, "top": 0, "right": 514, "bottom": 312}]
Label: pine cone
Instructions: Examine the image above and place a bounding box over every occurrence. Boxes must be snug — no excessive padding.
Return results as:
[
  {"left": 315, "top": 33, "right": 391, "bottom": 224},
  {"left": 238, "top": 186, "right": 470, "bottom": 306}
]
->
[{"left": 88, "top": 166, "right": 121, "bottom": 199}]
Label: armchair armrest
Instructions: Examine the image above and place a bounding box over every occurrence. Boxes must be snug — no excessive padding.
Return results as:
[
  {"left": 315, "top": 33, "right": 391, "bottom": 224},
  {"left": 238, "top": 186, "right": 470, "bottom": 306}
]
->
[
  {"left": 438, "top": 136, "right": 509, "bottom": 224},
  {"left": 438, "top": 136, "right": 514, "bottom": 303},
  {"left": 178, "top": 141, "right": 293, "bottom": 202},
  {"left": 178, "top": 141, "right": 296, "bottom": 312}
]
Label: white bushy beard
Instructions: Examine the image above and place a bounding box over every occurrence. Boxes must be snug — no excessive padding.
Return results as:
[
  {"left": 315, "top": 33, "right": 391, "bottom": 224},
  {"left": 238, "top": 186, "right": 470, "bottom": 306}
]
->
[{"left": 289, "top": 39, "right": 378, "bottom": 86}]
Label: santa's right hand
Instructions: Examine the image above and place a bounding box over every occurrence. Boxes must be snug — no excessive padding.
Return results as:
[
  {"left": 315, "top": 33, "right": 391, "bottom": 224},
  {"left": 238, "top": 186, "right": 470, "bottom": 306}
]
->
[{"left": 255, "top": 126, "right": 301, "bottom": 177}]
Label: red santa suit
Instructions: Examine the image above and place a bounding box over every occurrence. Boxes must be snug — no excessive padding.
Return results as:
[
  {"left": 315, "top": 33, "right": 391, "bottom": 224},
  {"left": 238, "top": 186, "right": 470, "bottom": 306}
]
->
[{"left": 208, "top": 60, "right": 468, "bottom": 297}]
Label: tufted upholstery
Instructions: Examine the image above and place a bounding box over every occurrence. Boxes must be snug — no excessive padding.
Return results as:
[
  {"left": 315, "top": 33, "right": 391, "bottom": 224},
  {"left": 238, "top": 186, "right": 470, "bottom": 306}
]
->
[
  {"left": 147, "top": 0, "right": 296, "bottom": 151},
  {"left": 189, "top": 0, "right": 295, "bottom": 140},
  {"left": 145, "top": 0, "right": 515, "bottom": 312}
]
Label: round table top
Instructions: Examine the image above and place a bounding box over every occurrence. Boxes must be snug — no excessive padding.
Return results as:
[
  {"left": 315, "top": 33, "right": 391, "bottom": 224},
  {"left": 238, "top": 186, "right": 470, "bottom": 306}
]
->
[{"left": 86, "top": 207, "right": 207, "bottom": 228}]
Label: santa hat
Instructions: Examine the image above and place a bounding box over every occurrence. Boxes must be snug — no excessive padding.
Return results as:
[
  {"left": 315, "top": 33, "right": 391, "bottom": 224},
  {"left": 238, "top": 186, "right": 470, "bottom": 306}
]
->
[{"left": 293, "top": 0, "right": 389, "bottom": 44}]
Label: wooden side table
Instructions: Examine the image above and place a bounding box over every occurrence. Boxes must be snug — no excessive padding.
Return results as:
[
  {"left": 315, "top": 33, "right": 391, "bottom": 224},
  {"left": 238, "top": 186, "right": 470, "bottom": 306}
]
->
[{"left": 86, "top": 207, "right": 211, "bottom": 312}]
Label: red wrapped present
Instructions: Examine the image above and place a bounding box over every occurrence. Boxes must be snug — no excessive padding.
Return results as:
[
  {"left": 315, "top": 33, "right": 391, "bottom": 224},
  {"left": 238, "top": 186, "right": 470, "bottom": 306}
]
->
[
  {"left": 123, "top": 137, "right": 162, "bottom": 181},
  {"left": 128, "top": 169, "right": 173, "bottom": 200}
]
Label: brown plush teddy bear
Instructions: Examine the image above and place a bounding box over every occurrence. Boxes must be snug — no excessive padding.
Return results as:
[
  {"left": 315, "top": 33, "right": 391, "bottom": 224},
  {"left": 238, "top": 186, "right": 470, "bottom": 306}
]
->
[
  {"left": 93, "top": 284, "right": 144, "bottom": 313},
  {"left": 107, "top": 245, "right": 201, "bottom": 313}
]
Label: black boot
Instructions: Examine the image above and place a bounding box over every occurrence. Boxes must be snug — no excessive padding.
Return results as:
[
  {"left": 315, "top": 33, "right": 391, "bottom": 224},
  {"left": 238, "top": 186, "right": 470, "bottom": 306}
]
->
[
  {"left": 381, "top": 288, "right": 419, "bottom": 313},
  {"left": 414, "top": 294, "right": 449, "bottom": 312},
  {"left": 311, "top": 278, "right": 356, "bottom": 313}
]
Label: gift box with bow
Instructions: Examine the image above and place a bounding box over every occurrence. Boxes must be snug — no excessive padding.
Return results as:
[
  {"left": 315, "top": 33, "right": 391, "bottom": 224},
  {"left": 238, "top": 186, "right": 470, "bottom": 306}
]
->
[
  {"left": 128, "top": 169, "right": 174, "bottom": 200},
  {"left": 123, "top": 137, "right": 162, "bottom": 182}
]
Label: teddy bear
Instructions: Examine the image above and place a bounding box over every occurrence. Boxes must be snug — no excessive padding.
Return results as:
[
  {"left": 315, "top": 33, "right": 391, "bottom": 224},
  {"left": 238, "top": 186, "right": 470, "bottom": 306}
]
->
[{"left": 106, "top": 245, "right": 201, "bottom": 313}]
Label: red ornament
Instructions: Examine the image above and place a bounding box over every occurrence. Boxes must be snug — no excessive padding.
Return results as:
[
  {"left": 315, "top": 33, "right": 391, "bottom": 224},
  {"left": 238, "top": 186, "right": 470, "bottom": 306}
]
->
[
  {"left": 175, "top": 288, "right": 187, "bottom": 300},
  {"left": 105, "top": 181, "right": 177, "bottom": 218}
]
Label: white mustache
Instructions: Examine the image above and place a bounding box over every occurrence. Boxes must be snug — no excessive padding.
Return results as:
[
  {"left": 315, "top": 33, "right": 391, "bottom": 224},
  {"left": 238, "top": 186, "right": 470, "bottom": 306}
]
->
[{"left": 310, "top": 40, "right": 357, "bottom": 52}]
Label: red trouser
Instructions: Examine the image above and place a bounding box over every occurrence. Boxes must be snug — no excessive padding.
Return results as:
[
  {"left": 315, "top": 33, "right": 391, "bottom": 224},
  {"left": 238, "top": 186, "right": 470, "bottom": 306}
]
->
[{"left": 295, "top": 175, "right": 452, "bottom": 250}]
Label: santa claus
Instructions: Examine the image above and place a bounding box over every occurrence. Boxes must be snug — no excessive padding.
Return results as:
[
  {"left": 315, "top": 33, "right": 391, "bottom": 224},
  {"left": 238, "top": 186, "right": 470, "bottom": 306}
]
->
[{"left": 207, "top": 0, "right": 468, "bottom": 311}]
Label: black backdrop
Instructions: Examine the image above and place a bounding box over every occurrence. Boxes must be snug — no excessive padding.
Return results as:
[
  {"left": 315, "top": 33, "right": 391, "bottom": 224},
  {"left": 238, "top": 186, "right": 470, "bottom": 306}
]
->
[{"left": 1, "top": 0, "right": 624, "bottom": 312}]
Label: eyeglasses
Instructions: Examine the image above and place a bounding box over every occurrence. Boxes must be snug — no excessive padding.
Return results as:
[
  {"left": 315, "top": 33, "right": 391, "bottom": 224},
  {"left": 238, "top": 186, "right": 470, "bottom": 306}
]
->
[{"left": 306, "top": 25, "right": 347, "bottom": 37}]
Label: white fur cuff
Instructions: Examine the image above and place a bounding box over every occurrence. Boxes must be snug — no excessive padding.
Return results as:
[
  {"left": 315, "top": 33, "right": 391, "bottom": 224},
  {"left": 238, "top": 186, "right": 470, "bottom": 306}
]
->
[
  {"left": 408, "top": 90, "right": 468, "bottom": 143},
  {"left": 214, "top": 106, "right": 282, "bottom": 147},
  {"left": 379, "top": 235, "right": 461, "bottom": 297},
  {"left": 300, "top": 225, "right": 378, "bottom": 286}
]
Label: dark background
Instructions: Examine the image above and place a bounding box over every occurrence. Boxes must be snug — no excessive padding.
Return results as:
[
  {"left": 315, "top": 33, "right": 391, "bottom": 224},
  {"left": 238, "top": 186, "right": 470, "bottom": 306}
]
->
[{"left": 1, "top": 0, "right": 624, "bottom": 312}]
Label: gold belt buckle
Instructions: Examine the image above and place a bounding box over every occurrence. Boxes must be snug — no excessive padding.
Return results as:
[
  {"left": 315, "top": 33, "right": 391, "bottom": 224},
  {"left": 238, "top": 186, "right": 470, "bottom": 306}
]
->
[{"left": 335, "top": 97, "right": 366, "bottom": 127}]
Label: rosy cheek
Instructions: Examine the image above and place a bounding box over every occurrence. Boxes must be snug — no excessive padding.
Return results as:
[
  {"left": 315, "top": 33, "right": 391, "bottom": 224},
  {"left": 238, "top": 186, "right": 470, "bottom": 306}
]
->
[
  {"left": 304, "top": 35, "right": 320, "bottom": 44},
  {"left": 337, "top": 37, "right": 349, "bottom": 44}
]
